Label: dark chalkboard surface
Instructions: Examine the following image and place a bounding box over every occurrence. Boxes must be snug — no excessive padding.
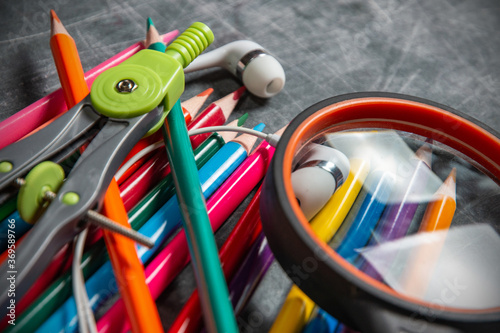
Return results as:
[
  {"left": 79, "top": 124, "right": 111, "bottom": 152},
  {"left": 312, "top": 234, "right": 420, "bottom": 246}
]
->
[{"left": 1, "top": 0, "right": 499, "bottom": 331}]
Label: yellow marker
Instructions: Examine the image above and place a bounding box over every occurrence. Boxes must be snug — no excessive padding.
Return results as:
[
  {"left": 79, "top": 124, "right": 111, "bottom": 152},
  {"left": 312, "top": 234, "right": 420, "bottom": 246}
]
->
[{"left": 270, "top": 159, "right": 370, "bottom": 332}]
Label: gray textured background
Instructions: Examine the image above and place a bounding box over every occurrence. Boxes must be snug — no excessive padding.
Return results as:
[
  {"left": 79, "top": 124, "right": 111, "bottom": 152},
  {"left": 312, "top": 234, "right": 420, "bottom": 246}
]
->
[{"left": 1, "top": 0, "right": 499, "bottom": 331}]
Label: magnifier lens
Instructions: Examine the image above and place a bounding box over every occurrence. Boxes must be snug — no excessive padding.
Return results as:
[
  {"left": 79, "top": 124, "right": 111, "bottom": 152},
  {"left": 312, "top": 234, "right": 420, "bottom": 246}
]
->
[
  {"left": 262, "top": 94, "right": 500, "bottom": 331},
  {"left": 295, "top": 128, "right": 500, "bottom": 310}
]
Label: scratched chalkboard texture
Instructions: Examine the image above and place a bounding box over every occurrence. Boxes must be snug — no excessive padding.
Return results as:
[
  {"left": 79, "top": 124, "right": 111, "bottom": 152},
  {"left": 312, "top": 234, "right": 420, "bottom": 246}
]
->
[{"left": 1, "top": 0, "right": 499, "bottom": 331}]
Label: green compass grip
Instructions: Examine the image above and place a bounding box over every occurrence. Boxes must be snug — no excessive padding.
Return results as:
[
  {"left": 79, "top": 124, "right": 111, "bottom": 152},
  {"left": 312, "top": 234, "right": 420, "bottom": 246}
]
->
[
  {"left": 90, "top": 50, "right": 184, "bottom": 119},
  {"left": 90, "top": 22, "right": 214, "bottom": 132}
]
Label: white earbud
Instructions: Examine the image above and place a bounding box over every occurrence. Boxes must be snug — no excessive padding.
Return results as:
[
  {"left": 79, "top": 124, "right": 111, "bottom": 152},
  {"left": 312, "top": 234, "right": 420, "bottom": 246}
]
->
[
  {"left": 184, "top": 40, "right": 285, "bottom": 98},
  {"left": 291, "top": 144, "right": 350, "bottom": 220}
]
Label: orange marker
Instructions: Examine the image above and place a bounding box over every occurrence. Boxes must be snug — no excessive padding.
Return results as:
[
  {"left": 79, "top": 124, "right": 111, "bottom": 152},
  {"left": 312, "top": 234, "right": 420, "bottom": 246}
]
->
[{"left": 50, "top": 10, "right": 163, "bottom": 333}]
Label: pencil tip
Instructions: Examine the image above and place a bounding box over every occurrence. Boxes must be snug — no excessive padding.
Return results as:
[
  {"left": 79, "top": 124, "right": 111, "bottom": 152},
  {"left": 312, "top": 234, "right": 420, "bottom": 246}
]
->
[
  {"left": 233, "top": 86, "right": 246, "bottom": 100},
  {"left": 214, "top": 87, "right": 246, "bottom": 120},
  {"left": 232, "top": 123, "right": 265, "bottom": 153},
  {"left": 218, "top": 119, "right": 240, "bottom": 142},
  {"left": 416, "top": 141, "right": 432, "bottom": 167},
  {"left": 50, "top": 9, "right": 68, "bottom": 36},
  {"left": 199, "top": 88, "right": 214, "bottom": 97},
  {"left": 181, "top": 88, "right": 214, "bottom": 119},
  {"left": 147, "top": 17, "right": 154, "bottom": 31},
  {"left": 274, "top": 125, "right": 288, "bottom": 136},
  {"left": 237, "top": 113, "right": 249, "bottom": 126},
  {"left": 449, "top": 167, "right": 457, "bottom": 182},
  {"left": 145, "top": 17, "right": 165, "bottom": 51},
  {"left": 50, "top": 9, "right": 59, "bottom": 22}
]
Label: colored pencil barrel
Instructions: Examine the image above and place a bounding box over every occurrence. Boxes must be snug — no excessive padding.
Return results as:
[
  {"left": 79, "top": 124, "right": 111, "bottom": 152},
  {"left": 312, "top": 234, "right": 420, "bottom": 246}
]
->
[{"left": 162, "top": 100, "right": 238, "bottom": 333}]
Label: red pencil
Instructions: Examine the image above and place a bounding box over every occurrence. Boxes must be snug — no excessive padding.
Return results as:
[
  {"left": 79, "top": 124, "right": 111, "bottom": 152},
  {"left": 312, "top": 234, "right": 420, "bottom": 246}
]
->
[{"left": 189, "top": 86, "right": 246, "bottom": 147}]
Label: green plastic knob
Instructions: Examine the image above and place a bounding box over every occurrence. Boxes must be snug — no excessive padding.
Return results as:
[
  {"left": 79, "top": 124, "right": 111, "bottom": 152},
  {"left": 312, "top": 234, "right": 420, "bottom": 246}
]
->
[
  {"left": 62, "top": 192, "right": 80, "bottom": 205},
  {"left": 0, "top": 161, "right": 13, "bottom": 173},
  {"left": 17, "top": 161, "right": 65, "bottom": 224},
  {"left": 165, "top": 22, "right": 214, "bottom": 68},
  {"left": 90, "top": 64, "right": 164, "bottom": 119}
]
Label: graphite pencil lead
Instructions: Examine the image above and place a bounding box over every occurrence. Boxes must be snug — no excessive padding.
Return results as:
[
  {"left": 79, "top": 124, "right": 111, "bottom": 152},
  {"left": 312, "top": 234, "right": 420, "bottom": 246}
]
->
[
  {"left": 182, "top": 88, "right": 214, "bottom": 120},
  {"left": 213, "top": 86, "right": 246, "bottom": 120}
]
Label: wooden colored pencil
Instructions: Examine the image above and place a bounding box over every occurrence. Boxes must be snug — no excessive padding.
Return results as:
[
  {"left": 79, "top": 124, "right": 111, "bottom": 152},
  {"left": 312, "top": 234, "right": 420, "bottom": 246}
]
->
[
  {"left": 417, "top": 168, "right": 456, "bottom": 233},
  {"left": 50, "top": 11, "right": 162, "bottom": 333},
  {"left": 303, "top": 308, "right": 339, "bottom": 333},
  {"left": 101, "top": 182, "right": 164, "bottom": 333},
  {"left": 335, "top": 170, "right": 396, "bottom": 261},
  {"left": 50, "top": 10, "right": 88, "bottom": 108},
  {"left": 168, "top": 186, "right": 265, "bottom": 333}
]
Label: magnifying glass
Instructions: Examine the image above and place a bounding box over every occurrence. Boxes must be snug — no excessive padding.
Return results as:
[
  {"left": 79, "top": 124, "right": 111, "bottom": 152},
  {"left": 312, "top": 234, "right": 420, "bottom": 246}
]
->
[{"left": 260, "top": 92, "right": 500, "bottom": 333}]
